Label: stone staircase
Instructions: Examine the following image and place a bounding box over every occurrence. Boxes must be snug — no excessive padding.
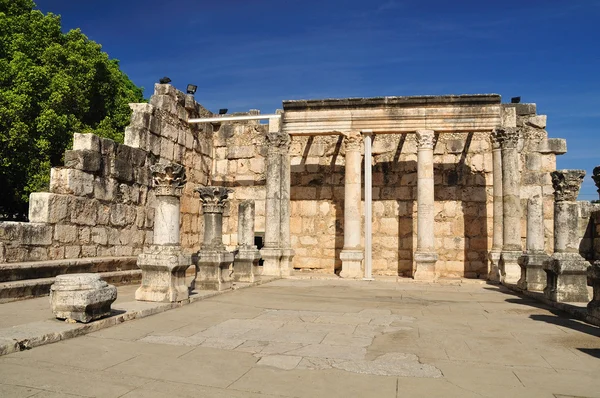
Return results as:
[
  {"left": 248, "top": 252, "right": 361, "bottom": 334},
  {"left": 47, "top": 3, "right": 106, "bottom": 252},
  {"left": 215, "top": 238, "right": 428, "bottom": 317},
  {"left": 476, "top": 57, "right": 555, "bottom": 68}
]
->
[{"left": 0, "top": 257, "right": 140, "bottom": 303}]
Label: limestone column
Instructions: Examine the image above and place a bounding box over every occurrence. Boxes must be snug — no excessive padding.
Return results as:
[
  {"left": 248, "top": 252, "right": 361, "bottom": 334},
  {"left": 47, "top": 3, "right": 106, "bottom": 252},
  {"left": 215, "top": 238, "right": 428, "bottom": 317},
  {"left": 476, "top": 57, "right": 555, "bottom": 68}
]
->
[
  {"left": 196, "top": 186, "right": 234, "bottom": 291},
  {"left": 589, "top": 166, "right": 600, "bottom": 318},
  {"left": 493, "top": 127, "right": 522, "bottom": 284},
  {"left": 340, "top": 132, "right": 364, "bottom": 278},
  {"left": 517, "top": 194, "right": 548, "bottom": 291},
  {"left": 260, "top": 124, "right": 285, "bottom": 276},
  {"left": 278, "top": 117, "right": 294, "bottom": 276},
  {"left": 543, "top": 170, "right": 588, "bottom": 302},
  {"left": 414, "top": 130, "right": 438, "bottom": 280},
  {"left": 488, "top": 133, "right": 503, "bottom": 282},
  {"left": 233, "top": 200, "right": 261, "bottom": 283},
  {"left": 136, "top": 162, "right": 190, "bottom": 302}
]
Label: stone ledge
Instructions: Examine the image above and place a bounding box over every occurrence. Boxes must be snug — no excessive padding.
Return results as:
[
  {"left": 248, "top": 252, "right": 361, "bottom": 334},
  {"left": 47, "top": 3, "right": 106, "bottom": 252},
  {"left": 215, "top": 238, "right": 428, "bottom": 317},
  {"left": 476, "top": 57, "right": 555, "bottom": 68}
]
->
[{"left": 0, "top": 276, "right": 279, "bottom": 356}]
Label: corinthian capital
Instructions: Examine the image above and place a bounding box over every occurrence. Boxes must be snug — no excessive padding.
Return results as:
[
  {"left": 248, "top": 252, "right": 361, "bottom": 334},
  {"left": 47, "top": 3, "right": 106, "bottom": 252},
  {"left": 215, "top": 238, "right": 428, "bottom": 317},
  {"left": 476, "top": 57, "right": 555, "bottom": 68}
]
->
[
  {"left": 551, "top": 169, "right": 585, "bottom": 202},
  {"left": 150, "top": 162, "right": 186, "bottom": 196},
  {"left": 491, "top": 127, "right": 519, "bottom": 149},
  {"left": 343, "top": 132, "right": 362, "bottom": 152},
  {"left": 195, "top": 186, "right": 232, "bottom": 213},
  {"left": 416, "top": 130, "right": 436, "bottom": 149},
  {"left": 266, "top": 132, "right": 291, "bottom": 153}
]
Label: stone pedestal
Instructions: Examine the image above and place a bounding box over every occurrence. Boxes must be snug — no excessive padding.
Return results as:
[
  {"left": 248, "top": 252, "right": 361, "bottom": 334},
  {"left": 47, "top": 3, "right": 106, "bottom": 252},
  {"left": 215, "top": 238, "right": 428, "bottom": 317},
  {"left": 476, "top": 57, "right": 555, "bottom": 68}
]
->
[
  {"left": 261, "top": 247, "right": 283, "bottom": 276},
  {"left": 413, "top": 130, "right": 437, "bottom": 281},
  {"left": 488, "top": 251, "right": 502, "bottom": 283},
  {"left": 587, "top": 261, "right": 600, "bottom": 320},
  {"left": 136, "top": 246, "right": 191, "bottom": 302},
  {"left": 136, "top": 162, "right": 190, "bottom": 303},
  {"left": 517, "top": 253, "right": 549, "bottom": 291},
  {"left": 543, "top": 169, "right": 589, "bottom": 303},
  {"left": 544, "top": 253, "right": 589, "bottom": 302},
  {"left": 195, "top": 186, "right": 234, "bottom": 291},
  {"left": 500, "top": 251, "right": 522, "bottom": 285},
  {"left": 340, "top": 132, "right": 364, "bottom": 278},
  {"left": 233, "top": 200, "right": 261, "bottom": 283},
  {"left": 50, "top": 274, "right": 117, "bottom": 323}
]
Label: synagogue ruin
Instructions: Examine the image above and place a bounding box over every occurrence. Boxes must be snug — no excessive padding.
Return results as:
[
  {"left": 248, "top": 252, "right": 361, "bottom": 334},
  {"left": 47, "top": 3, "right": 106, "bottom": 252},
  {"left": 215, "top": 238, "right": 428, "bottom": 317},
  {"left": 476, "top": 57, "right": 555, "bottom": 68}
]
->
[{"left": 1, "top": 84, "right": 600, "bottom": 325}]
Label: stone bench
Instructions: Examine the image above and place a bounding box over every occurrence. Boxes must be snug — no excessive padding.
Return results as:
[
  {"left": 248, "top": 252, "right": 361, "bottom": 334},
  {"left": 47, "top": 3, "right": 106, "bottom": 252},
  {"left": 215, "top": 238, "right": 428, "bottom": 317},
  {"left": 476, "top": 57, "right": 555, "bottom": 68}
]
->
[{"left": 50, "top": 274, "right": 117, "bottom": 323}]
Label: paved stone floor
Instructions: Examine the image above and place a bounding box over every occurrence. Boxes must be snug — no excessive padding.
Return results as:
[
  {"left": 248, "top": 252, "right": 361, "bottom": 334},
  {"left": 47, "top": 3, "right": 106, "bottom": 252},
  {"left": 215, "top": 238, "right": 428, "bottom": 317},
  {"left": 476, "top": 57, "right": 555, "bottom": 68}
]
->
[{"left": 1, "top": 278, "right": 599, "bottom": 397}]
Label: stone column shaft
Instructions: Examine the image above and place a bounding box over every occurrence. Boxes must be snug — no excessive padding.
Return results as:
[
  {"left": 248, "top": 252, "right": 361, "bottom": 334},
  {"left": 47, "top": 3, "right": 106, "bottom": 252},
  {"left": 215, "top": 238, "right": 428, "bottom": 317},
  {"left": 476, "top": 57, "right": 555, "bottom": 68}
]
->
[
  {"left": 238, "top": 200, "right": 255, "bottom": 248},
  {"left": 279, "top": 130, "right": 294, "bottom": 276},
  {"left": 414, "top": 130, "right": 438, "bottom": 281},
  {"left": 234, "top": 200, "right": 261, "bottom": 283},
  {"left": 488, "top": 136, "right": 503, "bottom": 282},
  {"left": 517, "top": 194, "right": 547, "bottom": 291},
  {"left": 340, "top": 132, "right": 363, "bottom": 278},
  {"left": 493, "top": 127, "right": 522, "bottom": 284}
]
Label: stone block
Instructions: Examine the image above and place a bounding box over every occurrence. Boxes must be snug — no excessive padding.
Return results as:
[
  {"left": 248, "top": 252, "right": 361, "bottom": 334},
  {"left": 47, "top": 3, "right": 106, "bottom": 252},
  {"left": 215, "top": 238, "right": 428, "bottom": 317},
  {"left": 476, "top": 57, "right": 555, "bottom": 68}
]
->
[
  {"left": 504, "top": 103, "right": 536, "bottom": 116},
  {"left": 54, "top": 224, "right": 78, "bottom": 243},
  {"left": 50, "top": 168, "right": 94, "bottom": 197},
  {"left": 21, "top": 223, "right": 53, "bottom": 245},
  {"left": 73, "top": 133, "right": 101, "bottom": 152},
  {"left": 28, "top": 192, "right": 69, "bottom": 224},
  {"left": 446, "top": 139, "right": 465, "bottom": 154},
  {"left": 64, "top": 150, "right": 101, "bottom": 173},
  {"left": 227, "top": 145, "right": 256, "bottom": 159},
  {"left": 543, "top": 252, "right": 589, "bottom": 302},
  {"left": 526, "top": 115, "right": 547, "bottom": 129},
  {"left": 50, "top": 273, "right": 117, "bottom": 323},
  {"left": 537, "top": 138, "right": 567, "bottom": 155},
  {"left": 136, "top": 245, "right": 191, "bottom": 302},
  {"left": 70, "top": 197, "right": 98, "bottom": 226}
]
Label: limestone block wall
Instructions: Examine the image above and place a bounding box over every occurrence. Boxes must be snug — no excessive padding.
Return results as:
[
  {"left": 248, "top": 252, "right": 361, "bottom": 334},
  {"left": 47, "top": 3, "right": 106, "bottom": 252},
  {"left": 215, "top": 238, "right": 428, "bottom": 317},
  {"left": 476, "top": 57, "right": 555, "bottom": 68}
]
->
[
  {"left": 210, "top": 118, "right": 268, "bottom": 248},
  {"left": 0, "top": 84, "right": 212, "bottom": 263}
]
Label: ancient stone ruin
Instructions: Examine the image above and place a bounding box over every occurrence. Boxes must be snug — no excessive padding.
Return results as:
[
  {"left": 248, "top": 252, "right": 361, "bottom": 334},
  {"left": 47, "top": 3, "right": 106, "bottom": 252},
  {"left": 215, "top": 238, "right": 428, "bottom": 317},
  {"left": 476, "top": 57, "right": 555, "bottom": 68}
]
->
[{"left": 1, "top": 83, "right": 600, "bottom": 322}]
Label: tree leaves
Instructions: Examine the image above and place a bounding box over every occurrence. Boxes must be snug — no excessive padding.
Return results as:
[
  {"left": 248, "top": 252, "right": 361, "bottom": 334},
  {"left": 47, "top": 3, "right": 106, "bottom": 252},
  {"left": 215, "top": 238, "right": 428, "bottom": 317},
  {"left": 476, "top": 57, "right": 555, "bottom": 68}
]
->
[{"left": 0, "top": 0, "right": 144, "bottom": 218}]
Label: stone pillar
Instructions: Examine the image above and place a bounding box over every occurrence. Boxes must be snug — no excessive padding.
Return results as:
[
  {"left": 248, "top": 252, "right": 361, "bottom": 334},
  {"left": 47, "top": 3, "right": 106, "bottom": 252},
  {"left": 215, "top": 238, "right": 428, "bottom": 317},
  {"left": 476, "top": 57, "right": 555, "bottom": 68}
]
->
[
  {"left": 517, "top": 194, "right": 548, "bottom": 291},
  {"left": 196, "top": 186, "right": 234, "bottom": 291},
  {"left": 543, "top": 170, "right": 589, "bottom": 302},
  {"left": 339, "top": 132, "right": 364, "bottom": 278},
  {"left": 587, "top": 261, "right": 600, "bottom": 321},
  {"left": 136, "top": 163, "right": 191, "bottom": 302},
  {"left": 278, "top": 118, "right": 295, "bottom": 277},
  {"left": 260, "top": 126, "right": 286, "bottom": 276},
  {"left": 593, "top": 166, "right": 600, "bottom": 201},
  {"left": 493, "top": 127, "right": 522, "bottom": 284},
  {"left": 488, "top": 133, "right": 503, "bottom": 282},
  {"left": 413, "top": 130, "right": 438, "bottom": 281},
  {"left": 233, "top": 200, "right": 261, "bottom": 283}
]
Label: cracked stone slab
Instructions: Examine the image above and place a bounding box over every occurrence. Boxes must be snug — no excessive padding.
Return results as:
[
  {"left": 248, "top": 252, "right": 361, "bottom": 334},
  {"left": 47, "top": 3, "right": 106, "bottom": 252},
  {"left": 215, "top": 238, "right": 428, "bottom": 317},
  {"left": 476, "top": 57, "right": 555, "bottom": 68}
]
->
[
  {"left": 139, "top": 335, "right": 205, "bottom": 346},
  {"left": 256, "top": 354, "right": 303, "bottom": 370},
  {"left": 332, "top": 353, "right": 442, "bottom": 377},
  {"left": 286, "top": 344, "right": 366, "bottom": 361}
]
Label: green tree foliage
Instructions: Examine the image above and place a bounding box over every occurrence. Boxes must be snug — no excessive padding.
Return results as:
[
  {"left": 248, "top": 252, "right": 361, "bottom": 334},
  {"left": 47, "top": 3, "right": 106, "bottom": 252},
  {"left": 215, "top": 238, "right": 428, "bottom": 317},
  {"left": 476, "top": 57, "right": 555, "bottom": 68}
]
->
[{"left": 0, "top": 0, "right": 144, "bottom": 218}]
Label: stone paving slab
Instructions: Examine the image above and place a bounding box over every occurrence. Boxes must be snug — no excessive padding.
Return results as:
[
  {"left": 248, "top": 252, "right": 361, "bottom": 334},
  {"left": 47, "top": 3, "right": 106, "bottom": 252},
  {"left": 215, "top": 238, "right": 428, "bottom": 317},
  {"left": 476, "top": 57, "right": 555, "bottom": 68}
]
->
[{"left": 0, "top": 278, "right": 599, "bottom": 397}]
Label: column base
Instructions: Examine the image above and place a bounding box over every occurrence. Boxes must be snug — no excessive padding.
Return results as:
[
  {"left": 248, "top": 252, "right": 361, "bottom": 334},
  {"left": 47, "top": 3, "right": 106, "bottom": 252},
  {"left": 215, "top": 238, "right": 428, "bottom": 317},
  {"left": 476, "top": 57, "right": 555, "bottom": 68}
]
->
[
  {"left": 260, "top": 247, "right": 283, "bottom": 277},
  {"left": 340, "top": 250, "right": 364, "bottom": 279},
  {"left": 587, "top": 261, "right": 600, "bottom": 320},
  {"left": 500, "top": 251, "right": 522, "bottom": 285},
  {"left": 543, "top": 252, "right": 589, "bottom": 303},
  {"left": 517, "top": 252, "right": 549, "bottom": 291},
  {"left": 413, "top": 252, "right": 438, "bottom": 281},
  {"left": 135, "top": 245, "right": 191, "bottom": 303},
  {"left": 196, "top": 250, "right": 234, "bottom": 291},
  {"left": 280, "top": 248, "right": 295, "bottom": 277},
  {"left": 233, "top": 248, "right": 261, "bottom": 283},
  {"left": 487, "top": 250, "right": 502, "bottom": 283}
]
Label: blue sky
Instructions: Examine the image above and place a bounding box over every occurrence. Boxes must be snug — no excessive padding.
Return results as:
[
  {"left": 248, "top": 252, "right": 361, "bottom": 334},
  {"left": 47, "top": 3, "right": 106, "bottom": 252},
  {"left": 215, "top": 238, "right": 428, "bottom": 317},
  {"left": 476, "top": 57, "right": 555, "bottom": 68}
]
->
[{"left": 35, "top": 0, "right": 600, "bottom": 200}]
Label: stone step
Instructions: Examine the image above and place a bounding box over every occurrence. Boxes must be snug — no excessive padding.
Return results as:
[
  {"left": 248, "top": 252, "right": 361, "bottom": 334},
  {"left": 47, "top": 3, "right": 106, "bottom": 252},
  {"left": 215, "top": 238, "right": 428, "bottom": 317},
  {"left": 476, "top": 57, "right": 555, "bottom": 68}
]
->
[
  {"left": 0, "top": 270, "right": 142, "bottom": 303},
  {"left": 0, "top": 257, "right": 138, "bottom": 283}
]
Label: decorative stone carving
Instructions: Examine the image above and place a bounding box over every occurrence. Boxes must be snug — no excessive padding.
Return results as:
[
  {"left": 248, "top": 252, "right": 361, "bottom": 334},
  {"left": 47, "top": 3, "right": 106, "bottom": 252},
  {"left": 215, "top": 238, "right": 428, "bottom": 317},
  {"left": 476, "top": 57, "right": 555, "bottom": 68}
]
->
[
  {"left": 343, "top": 132, "right": 362, "bottom": 152},
  {"left": 551, "top": 169, "right": 585, "bottom": 202},
  {"left": 415, "top": 130, "right": 436, "bottom": 149},
  {"left": 196, "top": 186, "right": 231, "bottom": 216},
  {"left": 50, "top": 274, "right": 117, "bottom": 323},
  {"left": 150, "top": 162, "right": 186, "bottom": 197},
  {"left": 266, "top": 132, "right": 291, "bottom": 153},
  {"left": 592, "top": 166, "right": 600, "bottom": 197},
  {"left": 491, "top": 127, "right": 519, "bottom": 149}
]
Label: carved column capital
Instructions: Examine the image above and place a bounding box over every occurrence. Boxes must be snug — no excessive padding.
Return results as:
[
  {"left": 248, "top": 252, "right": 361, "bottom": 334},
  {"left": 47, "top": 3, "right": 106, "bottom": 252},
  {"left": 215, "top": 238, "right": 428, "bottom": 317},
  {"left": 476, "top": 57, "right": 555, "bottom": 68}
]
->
[
  {"left": 592, "top": 166, "right": 600, "bottom": 194},
  {"left": 196, "top": 186, "right": 232, "bottom": 213},
  {"left": 343, "top": 132, "right": 362, "bottom": 152},
  {"left": 150, "top": 162, "right": 186, "bottom": 196},
  {"left": 551, "top": 169, "right": 585, "bottom": 202},
  {"left": 415, "top": 130, "right": 436, "bottom": 149},
  {"left": 491, "top": 127, "right": 519, "bottom": 150},
  {"left": 266, "top": 132, "right": 291, "bottom": 154}
]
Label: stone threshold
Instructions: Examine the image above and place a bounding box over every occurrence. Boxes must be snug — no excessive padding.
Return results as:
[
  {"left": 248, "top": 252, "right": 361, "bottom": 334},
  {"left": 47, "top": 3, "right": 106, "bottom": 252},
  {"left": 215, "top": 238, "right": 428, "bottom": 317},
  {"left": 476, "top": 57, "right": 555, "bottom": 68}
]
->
[
  {"left": 502, "top": 282, "right": 600, "bottom": 328},
  {"left": 0, "top": 276, "right": 279, "bottom": 357}
]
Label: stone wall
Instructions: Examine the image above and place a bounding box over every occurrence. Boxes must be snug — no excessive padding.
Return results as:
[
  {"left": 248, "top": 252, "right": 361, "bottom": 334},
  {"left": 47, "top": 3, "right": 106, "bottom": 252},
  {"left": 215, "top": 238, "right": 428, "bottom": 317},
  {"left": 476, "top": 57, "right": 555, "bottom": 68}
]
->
[{"left": 0, "top": 84, "right": 212, "bottom": 263}]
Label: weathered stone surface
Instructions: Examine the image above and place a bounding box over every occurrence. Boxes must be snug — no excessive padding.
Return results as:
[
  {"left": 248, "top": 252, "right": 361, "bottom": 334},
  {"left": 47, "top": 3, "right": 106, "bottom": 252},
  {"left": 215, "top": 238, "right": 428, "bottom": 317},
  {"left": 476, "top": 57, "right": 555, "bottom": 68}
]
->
[
  {"left": 227, "top": 146, "right": 256, "bottom": 159},
  {"left": 136, "top": 246, "right": 191, "bottom": 302},
  {"left": 28, "top": 193, "right": 69, "bottom": 224},
  {"left": 50, "top": 273, "right": 117, "bottom": 323},
  {"left": 543, "top": 253, "right": 589, "bottom": 302},
  {"left": 587, "top": 261, "right": 600, "bottom": 320}
]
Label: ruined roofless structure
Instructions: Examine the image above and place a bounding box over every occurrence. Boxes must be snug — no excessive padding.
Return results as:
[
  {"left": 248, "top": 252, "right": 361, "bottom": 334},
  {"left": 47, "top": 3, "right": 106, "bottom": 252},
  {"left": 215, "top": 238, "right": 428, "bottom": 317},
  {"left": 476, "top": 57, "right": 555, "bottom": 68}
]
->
[{"left": 4, "top": 83, "right": 600, "bottom": 301}]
